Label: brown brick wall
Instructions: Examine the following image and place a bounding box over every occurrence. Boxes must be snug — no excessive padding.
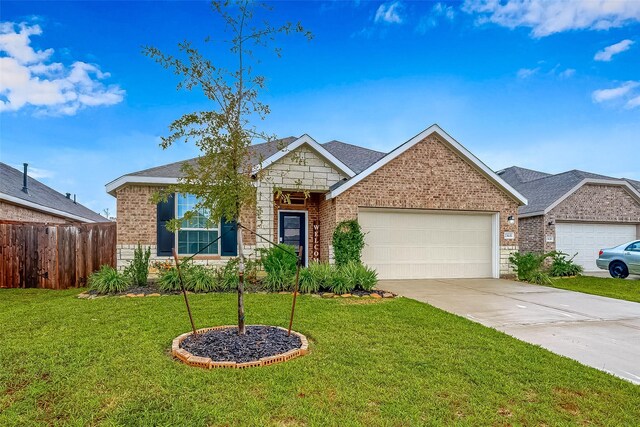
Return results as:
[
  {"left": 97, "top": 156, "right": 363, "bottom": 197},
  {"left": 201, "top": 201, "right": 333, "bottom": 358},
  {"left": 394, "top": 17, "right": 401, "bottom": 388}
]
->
[
  {"left": 519, "top": 184, "right": 640, "bottom": 253},
  {"left": 318, "top": 197, "right": 336, "bottom": 262},
  {"left": 549, "top": 184, "right": 640, "bottom": 223},
  {"left": 332, "top": 134, "right": 520, "bottom": 246},
  {"left": 115, "top": 185, "right": 158, "bottom": 245},
  {"left": 518, "top": 216, "right": 545, "bottom": 253},
  {"left": 115, "top": 184, "right": 258, "bottom": 246},
  {"left": 0, "top": 200, "right": 68, "bottom": 224}
]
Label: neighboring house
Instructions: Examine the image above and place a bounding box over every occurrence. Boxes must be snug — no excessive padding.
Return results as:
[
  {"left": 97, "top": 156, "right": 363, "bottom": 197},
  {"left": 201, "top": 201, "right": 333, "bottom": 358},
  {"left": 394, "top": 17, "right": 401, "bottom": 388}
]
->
[
  {"left": 106, "top": 124, "right": 526, "bottom": 279},
  {"left": 498, "top": 166, "right": 640, "bottom": 272},
  {"left": 0, "top": 162, "right": 109, "bottom": 224}
]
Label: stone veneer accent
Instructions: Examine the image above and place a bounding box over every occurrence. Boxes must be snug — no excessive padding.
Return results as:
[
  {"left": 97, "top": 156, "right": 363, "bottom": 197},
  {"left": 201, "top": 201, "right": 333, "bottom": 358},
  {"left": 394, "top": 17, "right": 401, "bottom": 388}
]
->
[
  {"left": 321, "top": 134, "right": 521, "bottom": 276},
  {"left": 0, "top": 200, "right": 69, "bottom": 224},
  {"left": 519, "top": 184, "right": 640, "bottom": 254},
  {"left": 255, "top": 145, "right": 347, "bottom": 253}
]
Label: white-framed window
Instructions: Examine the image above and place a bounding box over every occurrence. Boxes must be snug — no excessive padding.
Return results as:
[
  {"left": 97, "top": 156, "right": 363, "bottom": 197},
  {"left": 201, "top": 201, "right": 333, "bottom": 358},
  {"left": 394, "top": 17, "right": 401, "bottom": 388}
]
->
[{"left": 176, "top": 193, "right": 219, "bottom": 255}]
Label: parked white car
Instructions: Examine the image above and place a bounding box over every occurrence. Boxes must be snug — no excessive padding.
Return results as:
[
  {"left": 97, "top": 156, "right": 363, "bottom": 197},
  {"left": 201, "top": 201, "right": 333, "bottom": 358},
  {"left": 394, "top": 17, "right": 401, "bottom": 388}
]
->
[{"left": 596, "top": 240, "right": 640, "bottom": 278}]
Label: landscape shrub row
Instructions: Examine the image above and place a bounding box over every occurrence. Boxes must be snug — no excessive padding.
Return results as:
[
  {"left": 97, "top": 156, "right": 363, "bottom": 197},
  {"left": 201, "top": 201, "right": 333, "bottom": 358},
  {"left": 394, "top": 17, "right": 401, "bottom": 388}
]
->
[
  {"left": 88, "top": 243, "right": 377, "bottom": 295},
  {"left": 509, "top": 251, "right": 583, "bottom": 285}
]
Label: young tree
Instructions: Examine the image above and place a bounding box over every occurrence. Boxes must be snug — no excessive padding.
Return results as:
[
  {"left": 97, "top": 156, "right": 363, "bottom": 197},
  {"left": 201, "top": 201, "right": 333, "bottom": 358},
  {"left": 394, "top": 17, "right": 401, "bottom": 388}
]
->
[{"left": 144, "top": 0, "right": 311, "bottom": 334}]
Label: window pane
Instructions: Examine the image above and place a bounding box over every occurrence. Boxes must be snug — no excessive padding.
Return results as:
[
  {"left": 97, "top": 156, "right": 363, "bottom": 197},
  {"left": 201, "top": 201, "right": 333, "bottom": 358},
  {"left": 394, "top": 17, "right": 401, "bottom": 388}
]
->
[
  {"left": 178, "top": 230, "right": 219, "bottom": 255},
  {"left": 177, "top": 193, "right": 213, "bottom": 229}
]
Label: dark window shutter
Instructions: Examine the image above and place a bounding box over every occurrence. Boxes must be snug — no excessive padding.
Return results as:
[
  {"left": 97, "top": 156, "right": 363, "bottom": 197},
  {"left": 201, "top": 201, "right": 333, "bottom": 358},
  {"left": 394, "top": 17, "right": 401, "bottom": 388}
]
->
[
  {"left": 220, "top": 218, "right": 238, "bottom": 256},
  {"left": 157, "top": 194, "right": 175, "bottom": 256}
]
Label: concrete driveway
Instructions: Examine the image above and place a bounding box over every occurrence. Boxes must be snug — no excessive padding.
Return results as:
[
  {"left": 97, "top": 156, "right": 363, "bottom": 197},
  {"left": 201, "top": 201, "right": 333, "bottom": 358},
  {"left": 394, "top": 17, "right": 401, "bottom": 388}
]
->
[{"left": 380, "top": 278, "right": 640, "bottom": 384}]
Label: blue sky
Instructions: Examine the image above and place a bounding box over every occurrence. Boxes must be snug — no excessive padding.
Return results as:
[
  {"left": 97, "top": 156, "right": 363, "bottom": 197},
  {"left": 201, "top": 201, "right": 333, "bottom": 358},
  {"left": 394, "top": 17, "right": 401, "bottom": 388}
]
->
[{"left": 1, "top": 0, "right": 639, "bottom": 215}]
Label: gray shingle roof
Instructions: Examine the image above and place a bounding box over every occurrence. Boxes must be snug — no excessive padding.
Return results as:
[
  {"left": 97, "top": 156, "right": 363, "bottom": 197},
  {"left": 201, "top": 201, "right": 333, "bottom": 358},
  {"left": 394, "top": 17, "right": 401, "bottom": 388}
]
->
[
  {"left": 0, "top": 162, "right": 109, "bottom": 222},
  {"left": 496, "top": 166, "right": 551, "bottom": 186},
  {"left": 322, "top": 140, "right": 386, "bottom": 174},
  {"left": 498, "top": 166, "right": 638, "bottom": 215},
  {"left": 128, "top": 137, "right": 299, "bottom": 178},
  {"left": 120, "top": 136, "right": 386, "bottom": 180}
]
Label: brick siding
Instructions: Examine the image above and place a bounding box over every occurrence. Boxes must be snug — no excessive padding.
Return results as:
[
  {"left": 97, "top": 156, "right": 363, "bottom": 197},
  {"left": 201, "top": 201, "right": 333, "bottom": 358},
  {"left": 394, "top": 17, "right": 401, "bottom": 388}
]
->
[
  {"left": 0, "top": 200, "right": 68, "bottom": 224},
  {"left": 324, "top": 134, "right": 521, "bottom": 275},
  {"left": 519, "top": 184, "right": 640, "bottom": 253}
]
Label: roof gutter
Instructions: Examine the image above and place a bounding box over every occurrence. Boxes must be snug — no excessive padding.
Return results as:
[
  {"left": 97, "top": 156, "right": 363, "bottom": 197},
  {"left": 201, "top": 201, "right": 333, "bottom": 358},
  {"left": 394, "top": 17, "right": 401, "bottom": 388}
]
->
[{"left": 105, "top": 176, "right": 180, "bottom": 196}]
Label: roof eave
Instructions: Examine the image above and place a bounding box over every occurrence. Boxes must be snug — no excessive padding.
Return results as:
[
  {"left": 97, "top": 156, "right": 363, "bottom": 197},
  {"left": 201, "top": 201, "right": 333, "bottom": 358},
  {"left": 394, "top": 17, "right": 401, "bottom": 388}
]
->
[
  {"left": 0, "top": 193, "right": 98, "bottom": 223},
  {"left": 326, "top": 124, "right": 528, "bottom": 205}
]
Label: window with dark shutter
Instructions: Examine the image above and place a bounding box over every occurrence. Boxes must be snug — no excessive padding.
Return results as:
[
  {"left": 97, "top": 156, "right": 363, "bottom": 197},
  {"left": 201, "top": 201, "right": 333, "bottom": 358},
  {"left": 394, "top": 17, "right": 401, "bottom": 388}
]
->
[{"left": 156, "top": 194, "right": 175, "bottom": 256}]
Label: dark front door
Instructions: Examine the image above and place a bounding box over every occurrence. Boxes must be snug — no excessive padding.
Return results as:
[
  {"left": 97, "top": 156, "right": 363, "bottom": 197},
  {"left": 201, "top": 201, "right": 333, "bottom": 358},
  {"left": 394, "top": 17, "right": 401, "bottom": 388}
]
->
[{"left": 279, "top": 212, "right": 306, "bottom": 265}]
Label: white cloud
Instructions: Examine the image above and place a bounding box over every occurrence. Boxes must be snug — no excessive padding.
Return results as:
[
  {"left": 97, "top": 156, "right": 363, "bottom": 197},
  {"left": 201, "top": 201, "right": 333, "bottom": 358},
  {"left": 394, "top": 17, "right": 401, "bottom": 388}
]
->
[
  {"left": 517, "top": 67, "right": 539, "bottom": 78},
  {"left": 463, "top": 0, "right": 640, "bottom": 37},
  {"left": 627, "top": 95, "right": 640, "bottom": 108},
  {"left": 594, "top": 39, "right": 634, "bottom": 61},
  {"left": 374, "top": 1, "right": 404, "bottom": 24},
  {"left": 0, "top": 21, "right": 124, "bottom": 115},
  {"left": 559, "top": 68, "right": 576, "bottom": 79},
  {"left": 416, "top": 2, "right": 456, "bottom": 33},
  {"left": 592, "top": 81, "right": 639, "bottom": 105}
]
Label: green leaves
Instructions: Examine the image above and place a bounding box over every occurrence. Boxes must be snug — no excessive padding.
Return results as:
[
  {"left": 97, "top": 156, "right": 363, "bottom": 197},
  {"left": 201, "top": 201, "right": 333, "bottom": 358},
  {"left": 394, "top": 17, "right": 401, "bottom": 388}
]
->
[
  {"left": 332, "top": 220, "right": 366, "bottom": 267},
  {"left": 88, "top": 265, "right": 131, "bottom": 294}
]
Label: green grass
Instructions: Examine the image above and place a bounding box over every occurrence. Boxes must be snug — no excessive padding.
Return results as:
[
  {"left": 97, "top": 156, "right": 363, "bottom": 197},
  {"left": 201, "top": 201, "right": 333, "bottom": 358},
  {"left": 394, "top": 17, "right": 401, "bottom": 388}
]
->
[
  {"left": 548, "top": 276, "right": 640, "bottom": 303},
  {"left": 1, "top": 290, "right": 639, "bottom": 426}
]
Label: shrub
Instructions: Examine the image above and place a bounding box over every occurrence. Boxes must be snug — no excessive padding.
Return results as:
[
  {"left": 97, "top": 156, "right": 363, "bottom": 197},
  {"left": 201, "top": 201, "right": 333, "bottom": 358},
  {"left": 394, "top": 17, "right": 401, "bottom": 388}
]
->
[
  {"left": 219, "top": 258, "right": 240, "bottom": 291},
  {"left": 301, "top": 262, "right": 334, "bottom": 293},
  {"left": 259, "top": 244, "right": 298, "bottom": 292},
  {"left": 189, "top": 265, "right": 218, "bottom": 293},
  {"left": 340, "top": 261, "right": 378, "bottom": 291},
  {"left": 329, "top": 267, "right": 354, "bottom": 295},
  {"left": 157, "top": 262, "right": 195, "bottom": 292},
  {"left": 509, "top": 252, "right": 549, "bottom": 282},
  {"left": 549, "top": 252, "right": 583, "bottom": 277},
  {"left": 124, "top": 243, "right": 151, "bottom": 286},
  {"left": 88, "top": 265, "right": 131, "bottom": 294},
  {"left": 263, "top": 267, "right": 294, "bottom": 292},
  {"left": 259, "top": 244, "right": 298, "bottom": 275},
  {"left": 529, "top": 270, "right": 553, "bottom": 286},
  {"left": 332, "top": 220, "right": 365, "bottom": 266}
]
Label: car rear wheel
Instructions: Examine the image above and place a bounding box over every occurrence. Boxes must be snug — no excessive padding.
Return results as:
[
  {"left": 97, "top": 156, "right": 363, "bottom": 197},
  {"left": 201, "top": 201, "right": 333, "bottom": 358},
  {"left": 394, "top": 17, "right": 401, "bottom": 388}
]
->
[{"left": 609, "top": 261, "right": 629, "bottom": 279}]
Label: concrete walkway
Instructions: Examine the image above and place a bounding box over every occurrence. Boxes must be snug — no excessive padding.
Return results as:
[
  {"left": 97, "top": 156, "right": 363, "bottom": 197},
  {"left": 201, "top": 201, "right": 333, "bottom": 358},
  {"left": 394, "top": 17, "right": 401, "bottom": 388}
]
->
[{"left": 379, "top": 278, "right": 640, "bottom": 384}]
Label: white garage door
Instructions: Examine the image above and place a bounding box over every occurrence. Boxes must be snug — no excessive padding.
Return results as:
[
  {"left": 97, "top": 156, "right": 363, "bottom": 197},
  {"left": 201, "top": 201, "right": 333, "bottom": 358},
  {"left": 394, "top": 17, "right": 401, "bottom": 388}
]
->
[
  {"left": 359, "top": 209, "right": 495, "bottom": 280},
  {"left": 556, "top": 223, "right": 637, "bottom": 272}
]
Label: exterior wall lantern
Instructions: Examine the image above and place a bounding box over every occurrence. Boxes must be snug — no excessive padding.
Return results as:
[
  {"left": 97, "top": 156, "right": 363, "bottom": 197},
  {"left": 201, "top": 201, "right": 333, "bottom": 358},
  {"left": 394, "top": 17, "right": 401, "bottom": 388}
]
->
[{"left": 507, "top": 215, "right": 515, "bottom": 225}]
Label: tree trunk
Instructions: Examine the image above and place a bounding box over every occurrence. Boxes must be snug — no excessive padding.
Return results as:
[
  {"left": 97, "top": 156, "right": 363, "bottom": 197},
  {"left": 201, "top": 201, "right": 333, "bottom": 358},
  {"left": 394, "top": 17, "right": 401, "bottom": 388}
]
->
[{"left": 236, "top": 221, "right": 246, "bottom": 335}]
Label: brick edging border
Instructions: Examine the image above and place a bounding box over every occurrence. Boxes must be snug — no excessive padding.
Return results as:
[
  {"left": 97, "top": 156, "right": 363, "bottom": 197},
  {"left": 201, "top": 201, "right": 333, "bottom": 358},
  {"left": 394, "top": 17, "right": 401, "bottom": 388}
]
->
[{"left": 171, "top": 325, "right": 309, "bottom": 369}]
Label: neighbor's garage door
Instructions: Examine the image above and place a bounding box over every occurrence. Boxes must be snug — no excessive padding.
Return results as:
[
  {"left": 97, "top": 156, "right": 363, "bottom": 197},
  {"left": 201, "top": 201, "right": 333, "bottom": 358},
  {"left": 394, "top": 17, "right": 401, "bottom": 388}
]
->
[
  {"left": 358, "top": 209, "right": 495, "bottom": 280},
  {"left": 556, "top": 223, "right": 637, "bottom": 272}
]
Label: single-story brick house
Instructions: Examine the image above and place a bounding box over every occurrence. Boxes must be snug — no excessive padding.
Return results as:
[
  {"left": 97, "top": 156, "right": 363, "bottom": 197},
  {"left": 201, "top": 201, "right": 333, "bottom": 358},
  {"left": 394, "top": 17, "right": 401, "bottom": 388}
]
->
[
  {"left": 1, "top": 162, "right": 109, "bottom": 224},
  {"left": 498, "top": 166, "right": 640, "bottom": 271},
  {"left": 106, "top": 125, "right": 526, "bottom": 279}
]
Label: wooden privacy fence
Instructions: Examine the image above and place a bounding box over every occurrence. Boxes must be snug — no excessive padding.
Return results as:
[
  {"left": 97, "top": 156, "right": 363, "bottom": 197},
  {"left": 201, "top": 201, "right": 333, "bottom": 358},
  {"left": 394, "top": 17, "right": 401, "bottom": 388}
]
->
[{"left": 0, "top": 221, "right": 116, "bottom": 289}]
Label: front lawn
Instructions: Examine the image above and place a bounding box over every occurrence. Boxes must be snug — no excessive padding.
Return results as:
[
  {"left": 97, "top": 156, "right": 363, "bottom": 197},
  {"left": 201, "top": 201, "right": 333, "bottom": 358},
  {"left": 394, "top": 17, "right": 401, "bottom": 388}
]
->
[
  {"left": 548, "top": 276, "right": 640, "bottom": 303},
  {"left": 1, "top": 290, "right": 638, "bottom": 426}
]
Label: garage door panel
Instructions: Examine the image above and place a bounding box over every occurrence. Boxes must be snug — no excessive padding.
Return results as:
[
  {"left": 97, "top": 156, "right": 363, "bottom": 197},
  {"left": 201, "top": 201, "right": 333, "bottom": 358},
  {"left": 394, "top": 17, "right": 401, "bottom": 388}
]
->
[
  {"left": 556, "top": 223, "right": 636, "bottom": 272},
  {"left": 359, "top": 209, "right": 494, "bottom": 280}
]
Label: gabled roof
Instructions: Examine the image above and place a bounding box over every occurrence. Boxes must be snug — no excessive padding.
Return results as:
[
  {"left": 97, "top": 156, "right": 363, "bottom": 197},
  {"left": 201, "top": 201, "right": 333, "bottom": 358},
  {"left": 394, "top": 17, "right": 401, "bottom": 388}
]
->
[
  {"left": 0, "top": 162, "right": 109, "bottom": 223},
  {"left": 106, "top": 135, "right": 361, "bottom": 195},
  {"left": 495, "top": 166, "right": 551, "bottom": 187},
  {"left": 322, "top": 140, "right": 386, "bottom": 174},
  {"left": 253, "top": 134, "right": 355, "bottom": 178},
  {"left": 326, "top": 124, "right": 528, "bottom": 205},
  {"left": 498, "top": 167, "right": 640, "bottom": 216}
]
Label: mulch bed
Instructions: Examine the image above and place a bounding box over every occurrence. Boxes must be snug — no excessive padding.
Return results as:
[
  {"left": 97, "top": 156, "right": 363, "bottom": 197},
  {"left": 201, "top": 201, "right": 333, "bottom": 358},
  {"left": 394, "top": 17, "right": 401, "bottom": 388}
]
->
[
  {"left": 180, "top": 326, "right": 302, "bottom": 363},
  {"left": 81, "top": 285, "right": 396, "bottom": 299}
]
